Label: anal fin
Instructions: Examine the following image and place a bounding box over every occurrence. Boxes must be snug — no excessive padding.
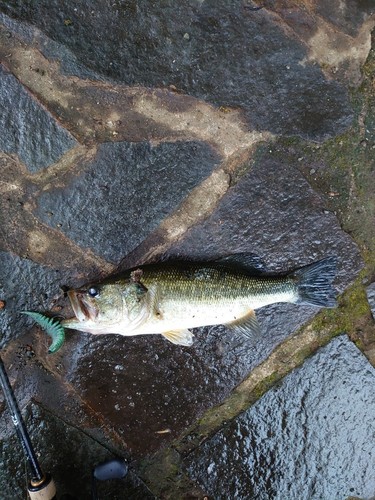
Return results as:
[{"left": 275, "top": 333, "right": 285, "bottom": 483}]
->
[
  {"left": 162, "top": 329, "right": 194, "bottom": 346},
  {"left": 226, "top": 310, "right": 261, "bottom": 339}
]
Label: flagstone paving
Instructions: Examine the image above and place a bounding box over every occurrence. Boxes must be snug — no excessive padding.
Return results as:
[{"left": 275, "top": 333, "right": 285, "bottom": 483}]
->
[{"left": 0, "top": 2, "right": 374, "bottom": 498}]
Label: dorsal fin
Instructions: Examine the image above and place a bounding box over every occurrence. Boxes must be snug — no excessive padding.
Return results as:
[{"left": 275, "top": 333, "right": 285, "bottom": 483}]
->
[{"left": 215, "top": 253, "right": 266, "bottom": 274}]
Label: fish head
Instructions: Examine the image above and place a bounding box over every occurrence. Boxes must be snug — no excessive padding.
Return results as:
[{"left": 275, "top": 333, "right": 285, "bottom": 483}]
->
[{"left": 63, "top": 279, "right": 149, "bottom": 334}]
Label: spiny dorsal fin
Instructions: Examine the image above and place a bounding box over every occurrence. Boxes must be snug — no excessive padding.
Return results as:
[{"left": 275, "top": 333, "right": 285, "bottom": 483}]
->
[
  {"left": 226, "top": 309, "right": 261, "bottom": 339},
  {"left": 215, "top": 253, "right": 266, "bottom": 274},
  {"left": 162, "top": 329, "right": 194, "bottom": 346}
]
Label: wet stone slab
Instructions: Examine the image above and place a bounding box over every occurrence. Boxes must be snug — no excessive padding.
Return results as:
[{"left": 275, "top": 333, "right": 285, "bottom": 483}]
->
[
  {"left": 64, "top": 157, "right": 362, "bottom": 458},
  {"left": 35, "top": 140, "right": 220, "bottom": 264},
  {"left": 0, "top": 251, "right": 65, "bottom": 347},
  {"left": 169, "top": 156, "right": 363, "bottom": 356},
  {"left": 0, "top": 12, "right": 103, "bottom": 81},
  {"left": 0, "top": 402, "right": 153, "bottom": 499},
  {"left": 0, "top": 65, "right": 77, "bottom": 172},
  {"left": 0, "top": 0, "right": 355, "bottom": 141},
  {"left": 185, "top": 335, "right": 375, "bottom": 500}
]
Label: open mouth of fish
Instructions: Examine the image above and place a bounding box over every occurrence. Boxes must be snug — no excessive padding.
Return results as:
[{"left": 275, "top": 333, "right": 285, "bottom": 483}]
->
[{"left": 68, "top": 290, "right": 98, "bottom": 322}]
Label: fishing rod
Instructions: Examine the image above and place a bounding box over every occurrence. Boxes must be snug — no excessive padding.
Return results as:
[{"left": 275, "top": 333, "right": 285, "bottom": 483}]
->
[
  {"left": 0, "top": 355, "right": 56, "bottom": 499},
  {"left": 0, "top": 354, "right": 129, "bottom": 499}
]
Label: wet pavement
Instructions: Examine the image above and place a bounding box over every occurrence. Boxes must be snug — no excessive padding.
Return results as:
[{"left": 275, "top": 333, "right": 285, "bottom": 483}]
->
[
  {"left": 0, "top": 2, "right": 375, "bottom": 499},
  {"left": 186, "top": 336, "right": 375, "bottom": 500}
]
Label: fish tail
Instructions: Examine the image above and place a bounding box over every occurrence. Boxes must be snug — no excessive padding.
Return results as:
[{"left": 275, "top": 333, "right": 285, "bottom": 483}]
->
[{"left": 293, "top": 257, "right": 337, "bottom": 308}]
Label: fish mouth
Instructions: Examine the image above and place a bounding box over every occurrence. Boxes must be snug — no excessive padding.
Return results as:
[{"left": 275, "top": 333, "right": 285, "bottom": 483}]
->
[{"left": 68, "top": 290, "right": 98, "bottom": 322}]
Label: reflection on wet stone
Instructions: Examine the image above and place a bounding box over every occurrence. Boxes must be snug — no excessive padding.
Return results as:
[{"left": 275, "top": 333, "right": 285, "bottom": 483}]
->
[
  {"left": 186, "top": 336, "right": 375, "bottom": 500},
  {"left": 0, "top": 1, "right": 374, "bottom": 498},
  {"left": 0, "top": 0, "right": 355, "bottom": 140},
  {"left": 0, "top": 66, "right": 77, "bottom": 172},
  {"left": 0, "top": 251, "right": 64, "bottom": 346},
  {"left": 35, "top": 140, "right": 220, "bottom": 264}
]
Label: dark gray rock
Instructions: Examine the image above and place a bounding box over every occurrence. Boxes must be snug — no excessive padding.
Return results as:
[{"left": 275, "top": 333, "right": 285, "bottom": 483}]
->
[
  {"left": 62, "top": 157, "right": 362, "bottom": 458},
  {"left": 170, "top": 156, "right": 363, "bottom": 282},
  {"left": 186, "top": 335, "right": 375, "bottom": 500},
  {"left": 0, "top": 1, "right": 354, "bottom": 140},
  {"left": 366, "top": 282, "right": 375, "bottom": 320},
  {"left": 169, "top": 156, "right": 363, "bottom": 349},
  {"left": 0, "top": 251, "right": 64, "bottom": 347},
  {"left": 0, "top": 12, "right": 105, "bottom": 81},
  {"left": 0, "top": 66, "right": 77, "bottom": 172},
  {"left": 35, "top": 140, "right": 220, "bottom": 264},
  {"left": 0, "top": 402, "right": 153, "bottom": 499},
  {"left": 67, "top": 324, "right": 266, "bottom": 457}
]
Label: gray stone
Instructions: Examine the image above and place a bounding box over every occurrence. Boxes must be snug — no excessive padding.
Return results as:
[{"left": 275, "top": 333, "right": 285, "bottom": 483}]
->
[
  {"left": 0, "top": 251, "right": 64, "bottom": 347},
  {"left": 35, "top": 140, "right": 220, "bottom": 264},
  {"left": 186, "top": 335, "right": 375, "bottom": 500},
  {"left": 0, "top": 12, "right": 106, "bottom": 81},
  {"left": 0, "top": 66, "right": 77, "bottom": 172},
  {"left": 169, "top": 157, "right": 362, "bottom": 348},
  {"left": 67, "top": 323, "right": 268, "bottom": 457},
  {"left": 366, "top": 282, "right": 375, "bottom": 320},
  {"left": 0, "top": 1, "right": 355, "bottom": 140},
  {"left": 0, "top": 402, "right": 153, "bottom": 499},
  {"left": 60, "top": 158, "right": 362, "bottom": 458}
]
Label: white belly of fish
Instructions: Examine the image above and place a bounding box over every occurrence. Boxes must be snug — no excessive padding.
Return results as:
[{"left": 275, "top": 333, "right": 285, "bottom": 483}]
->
[{"left": 120, "top": 287, "right": 297, "bottom": 336}]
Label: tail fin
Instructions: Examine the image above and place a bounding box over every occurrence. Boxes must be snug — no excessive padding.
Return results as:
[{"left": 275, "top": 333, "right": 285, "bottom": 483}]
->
[{"left": 293, "top": 257, "right": 337, "bottom": 308}]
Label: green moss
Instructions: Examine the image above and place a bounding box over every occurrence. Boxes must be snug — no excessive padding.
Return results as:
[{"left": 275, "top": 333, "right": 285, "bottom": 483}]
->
[
  {"left": 313, "top": 275, "right": 370, "bottom": 328},
  {"left": 141, "top": 40, "right": 375, "bottom": 500},
  {"left": 251, "top": 371, "right": 282, "bottom": 400}
]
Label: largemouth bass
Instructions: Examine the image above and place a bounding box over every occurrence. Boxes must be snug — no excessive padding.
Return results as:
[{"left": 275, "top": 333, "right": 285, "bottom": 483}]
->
[{"left": 62, "top": 254, "right": 337, "bottom": 346}]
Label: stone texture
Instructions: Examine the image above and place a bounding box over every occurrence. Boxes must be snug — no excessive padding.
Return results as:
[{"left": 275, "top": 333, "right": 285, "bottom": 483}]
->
[
  {"left": 0, "top": 0, "right": 356, "bottom": 141},
  {"left": 59, "top": 157, "right": 362, "bottom": 459},
  {"left": 169, "top": 156, "right": 363, "bottom": 347},
  {"left": 0, "top": 2, "right": 372, "bottom": 497},
  {"left": 186, "top": 335, "right": 375, "bottom": 500},
  {"left": 0, "top": 65, "right": 77, "bottom": 172},
  {"left": 0, "top": 12, "right": 103, "bottom": 81},
  {"left": 0, "top": 251, "right": 64, "bottom": 347},
  {"left": 0, "top": 402, "right": 153, "bottom": 499},
  {"left": 35, "top": 140, "right": 220, "bottom": 264}
]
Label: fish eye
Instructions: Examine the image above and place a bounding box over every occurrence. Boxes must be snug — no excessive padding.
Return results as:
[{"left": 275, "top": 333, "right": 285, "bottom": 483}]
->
[{"left": 87, "top": 286, "right": 100, "bottom": 298}]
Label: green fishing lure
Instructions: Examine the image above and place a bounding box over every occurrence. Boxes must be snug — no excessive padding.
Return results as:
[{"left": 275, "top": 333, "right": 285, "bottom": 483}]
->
[{"left": 22, "top": 311, "right": 65, "bottom": 353}]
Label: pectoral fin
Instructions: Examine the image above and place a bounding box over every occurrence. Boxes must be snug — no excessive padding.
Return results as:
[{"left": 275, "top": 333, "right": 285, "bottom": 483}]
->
[
  {"left": 226, "top": 310, "right": 261, "bottom": 339},
  {"left": 162, "top": 329, "right": 194, "bottom": 346}
]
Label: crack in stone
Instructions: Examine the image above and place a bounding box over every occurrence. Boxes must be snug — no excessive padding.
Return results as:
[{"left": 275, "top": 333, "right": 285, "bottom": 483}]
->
[
  {"left": 117, "top": 149, "right": 260, "bottom": 270},
  {"left": 0, "top": 149, "right": 114, "bottom": 278},
  {"left": 0, "top": 20, "right": 274, "bottom": 273},
  {"left": 258, "top": 2, "right": 375, "bottom": 85},
  {"left": 0, "top": 22, "right": 272, "bottom": 152}
]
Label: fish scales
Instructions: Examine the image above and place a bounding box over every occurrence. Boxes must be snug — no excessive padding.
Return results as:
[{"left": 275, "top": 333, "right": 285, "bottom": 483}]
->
[
  {"left": 61, "top": 255, "right": 337, "bottom": 345},
  {"left": 138, "top": 264, "right": 295, "bottom": 308}
]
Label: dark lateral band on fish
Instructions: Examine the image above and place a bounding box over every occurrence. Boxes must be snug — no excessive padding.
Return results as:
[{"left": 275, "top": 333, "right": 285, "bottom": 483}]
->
[{"left": 61, "top": 254, "right": 337, "bottom": 346}]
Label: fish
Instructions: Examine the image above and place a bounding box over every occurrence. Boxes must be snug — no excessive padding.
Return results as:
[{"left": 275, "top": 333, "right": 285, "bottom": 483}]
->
[{"left": 61, "top": 254, "right": 337, "bottom": 346}]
